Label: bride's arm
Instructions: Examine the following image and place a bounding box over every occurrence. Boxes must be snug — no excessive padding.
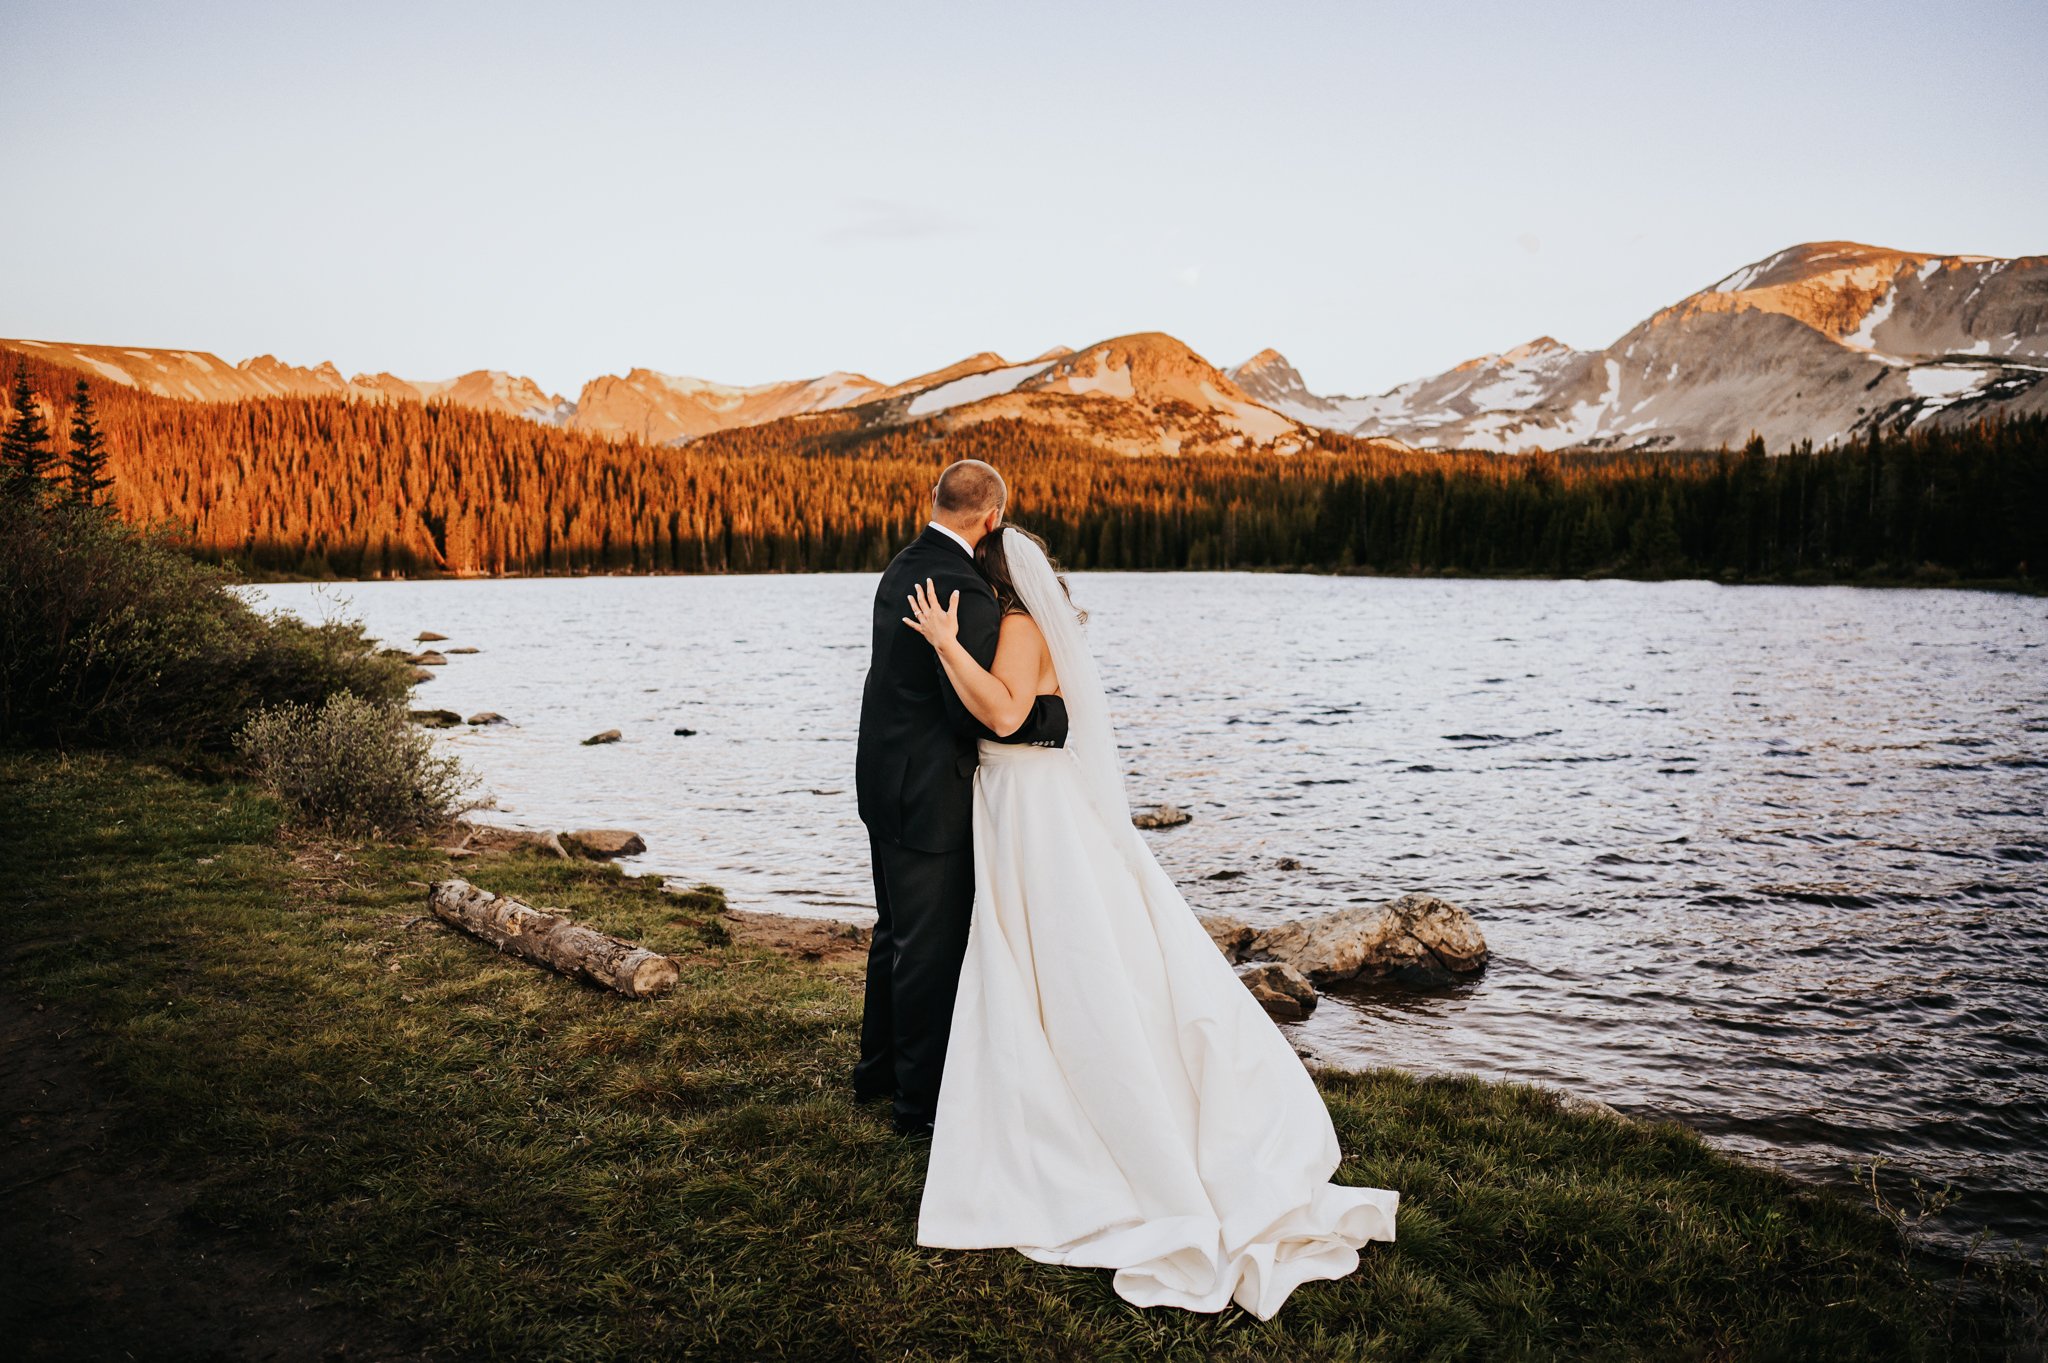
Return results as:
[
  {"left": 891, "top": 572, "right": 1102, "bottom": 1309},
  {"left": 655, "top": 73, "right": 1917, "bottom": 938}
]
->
[{"left": 904, "top": 578, "right": 1045, "bottom": 737}]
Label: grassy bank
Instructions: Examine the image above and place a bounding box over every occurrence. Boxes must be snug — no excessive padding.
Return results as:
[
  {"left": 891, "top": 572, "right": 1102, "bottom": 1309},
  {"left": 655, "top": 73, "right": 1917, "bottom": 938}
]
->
[{"left": 2, "top": 749, "right": 2039, "bottom": 1362}]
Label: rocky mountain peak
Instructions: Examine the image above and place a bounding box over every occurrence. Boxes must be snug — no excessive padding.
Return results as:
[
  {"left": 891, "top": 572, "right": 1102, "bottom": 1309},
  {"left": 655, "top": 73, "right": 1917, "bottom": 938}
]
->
[
  {"left": 1501, "top": 337, "right": 1570, "bottom": 362},
  {"left": 1035, "top": 332, "right": 1247, "bottom": 397},
  {"left": 1232, "top": 347, "right": 1293, "bottom": 375},
  {"left": 1226, "top": 348, "right": 1334, "bottom": 417},
  {"left": 1240, "top": 240, "right": 2047, "bottom": 452}
]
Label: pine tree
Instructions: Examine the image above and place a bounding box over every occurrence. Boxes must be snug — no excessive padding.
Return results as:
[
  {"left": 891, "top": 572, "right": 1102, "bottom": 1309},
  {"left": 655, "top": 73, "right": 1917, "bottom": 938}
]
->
[
  {"left": 2, "top": 362, "right": 54, "bottom": 499},
  {"left": 1628, "top": 488, "right": 1684, "bottom": 574},
  {"left": 66, "top": 377, "right": 114, "bottom": 507}
]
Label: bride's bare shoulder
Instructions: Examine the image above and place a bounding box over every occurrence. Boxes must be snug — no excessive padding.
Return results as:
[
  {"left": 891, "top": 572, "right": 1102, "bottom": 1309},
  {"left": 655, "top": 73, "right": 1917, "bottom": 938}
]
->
[
  {"left": 998, "top": 608, "right": 1045, "bottom": 641},
  {"left": 996, "top": 608, "right": 1052, "bottom": 665}
]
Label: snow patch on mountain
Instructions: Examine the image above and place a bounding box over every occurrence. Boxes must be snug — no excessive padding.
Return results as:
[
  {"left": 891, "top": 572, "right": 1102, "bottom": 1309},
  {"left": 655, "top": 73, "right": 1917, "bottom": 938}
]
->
[
  {"left": 1710, "top": 248, "right": 1794, "bottom": 294},
  {"left": 1907, "top": 366, "right": 1992, "bottom": 399},
  {"left": 1842, "top": 287, "right": 1896, "bottom": 350},
  {"left": 905, "top": 360, "right": 1055, "bottom": 417},
  {"left": 804, "top": 372, "right": 880, "bottom": 410},
  {"left": 1048, "top": 357, "right": 1135, "bottom": 400}
]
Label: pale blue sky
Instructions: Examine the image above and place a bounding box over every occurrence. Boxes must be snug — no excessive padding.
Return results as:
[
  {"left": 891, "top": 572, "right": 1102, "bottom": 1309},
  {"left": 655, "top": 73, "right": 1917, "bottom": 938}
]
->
[{"left": 4, "top": 0, "right": 2043, "bottom": 398}]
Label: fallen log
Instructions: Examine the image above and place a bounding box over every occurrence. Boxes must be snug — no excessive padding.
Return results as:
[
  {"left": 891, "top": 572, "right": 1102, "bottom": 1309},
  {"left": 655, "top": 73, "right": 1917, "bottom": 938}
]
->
[{"left": 427, "top": 878, "right": 678, "bottom": 998}]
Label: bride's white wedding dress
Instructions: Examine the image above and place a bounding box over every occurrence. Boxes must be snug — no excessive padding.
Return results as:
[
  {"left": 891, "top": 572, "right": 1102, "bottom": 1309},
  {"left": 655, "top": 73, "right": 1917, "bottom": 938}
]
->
[{"left": 915, "top": 531, "right": 1397, "bottom": 1320}]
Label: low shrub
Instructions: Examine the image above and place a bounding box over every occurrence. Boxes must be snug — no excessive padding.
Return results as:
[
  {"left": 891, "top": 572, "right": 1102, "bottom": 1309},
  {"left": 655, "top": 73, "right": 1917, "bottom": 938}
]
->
[
  {"left": 236, "top": 692, "right": 474, "bottom": 836},
  {"left": 0, "top": 495, "right": 413, "bottom": 753}
]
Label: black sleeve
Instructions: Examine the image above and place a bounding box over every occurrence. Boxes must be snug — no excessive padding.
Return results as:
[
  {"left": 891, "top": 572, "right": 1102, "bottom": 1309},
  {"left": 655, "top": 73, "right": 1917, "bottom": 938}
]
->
[{"left": 990, "top": 692, "right": 1069, "bottom": 747}]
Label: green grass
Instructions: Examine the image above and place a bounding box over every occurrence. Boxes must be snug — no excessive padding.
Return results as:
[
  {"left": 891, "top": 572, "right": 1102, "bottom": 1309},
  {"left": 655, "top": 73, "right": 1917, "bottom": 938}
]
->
[{"left": 1, "top": 749, "right": 2039, "bottom": 1362}]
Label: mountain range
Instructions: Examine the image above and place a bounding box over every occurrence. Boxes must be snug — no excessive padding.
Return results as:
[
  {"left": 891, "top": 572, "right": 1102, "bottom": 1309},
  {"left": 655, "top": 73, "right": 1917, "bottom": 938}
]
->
[
  {"left": 8, "top": 240, "right": 2044, "bottom": 455},
  {"left": 1227, "top": 242, "right": 2048, "bottom": 452}
]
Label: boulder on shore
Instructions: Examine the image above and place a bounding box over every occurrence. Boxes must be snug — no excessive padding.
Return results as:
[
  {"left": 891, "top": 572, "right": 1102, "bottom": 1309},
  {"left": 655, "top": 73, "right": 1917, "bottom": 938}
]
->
[
  {"left": 416, "top": 631, "right": 448, "bottom": 642},
  {"left": 1196, "top": 911, "right": 1255, "bottom": 959},
  {"left": 561, "top": 829, "right": 647, "bottom": 860},
  {"left": 1133, "top": 804, "right": 1192, "bottom": 829},
  {"left": 1235, "top": 961, "right": 1318, "bottom": 1021},
  {"left": 408, "top": 651, "right": 447, "bottom": 666},
  {"left": 409, "top": 667, "right": 435, "bottom": 684},
  {"left": 1538, "top": 1084, "right": 1629, "bottom": 1123},
  {"left": 582, "top": 729, "right": 622, "bottom": 746},
  {"left": 1250, "top": 893, "right": 1487, "bottom": 985},
  {"left": 409, "top": 709, "right": 462, "bottom": 728},
  {"left": 467, "top": 711, "right": 508, "bottom": 726}
]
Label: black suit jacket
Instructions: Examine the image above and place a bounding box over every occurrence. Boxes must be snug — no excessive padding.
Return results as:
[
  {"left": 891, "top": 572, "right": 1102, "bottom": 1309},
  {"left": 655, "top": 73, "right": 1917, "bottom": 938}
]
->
[{"left": 856, "top": 526, "right": 1067, "bottom": 853}]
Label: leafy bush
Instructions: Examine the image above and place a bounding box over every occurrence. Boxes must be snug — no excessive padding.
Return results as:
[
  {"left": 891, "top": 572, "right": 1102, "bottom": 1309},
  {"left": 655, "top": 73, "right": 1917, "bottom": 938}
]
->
[
  {"left": 236, "top": 692, "right": 474, "bottom": 836},
  {"left": 0, "top": 495, "right": 413, "bottom": 753}
]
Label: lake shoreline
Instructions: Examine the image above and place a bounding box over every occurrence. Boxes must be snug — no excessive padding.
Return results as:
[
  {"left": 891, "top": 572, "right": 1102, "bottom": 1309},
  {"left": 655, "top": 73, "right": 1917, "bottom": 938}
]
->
[
  {"left": 220, "top": 562, "right": 2045, "bottom": 595},
  {"left": 4, "top": 747, "right": 2042, "bottom": 1359}
]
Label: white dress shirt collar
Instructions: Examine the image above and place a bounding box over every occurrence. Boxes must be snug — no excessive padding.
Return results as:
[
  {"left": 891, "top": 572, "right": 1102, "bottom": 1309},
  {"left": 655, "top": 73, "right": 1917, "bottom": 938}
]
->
[{"left": 927, "top": 520, "right": 975, "bottom": 558}]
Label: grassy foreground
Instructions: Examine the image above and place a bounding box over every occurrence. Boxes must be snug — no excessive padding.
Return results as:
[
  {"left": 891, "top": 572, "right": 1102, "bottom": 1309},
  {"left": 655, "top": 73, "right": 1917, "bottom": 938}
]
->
[{"left": 1, "top": 751, "right": 2038, "bottom": 1362}]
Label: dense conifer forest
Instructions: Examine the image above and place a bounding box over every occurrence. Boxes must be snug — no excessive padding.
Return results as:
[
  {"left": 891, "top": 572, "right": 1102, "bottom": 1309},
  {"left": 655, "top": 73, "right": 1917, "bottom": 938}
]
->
[{"left": 2, "top": 345, "right": 2040, "bottom": 585}]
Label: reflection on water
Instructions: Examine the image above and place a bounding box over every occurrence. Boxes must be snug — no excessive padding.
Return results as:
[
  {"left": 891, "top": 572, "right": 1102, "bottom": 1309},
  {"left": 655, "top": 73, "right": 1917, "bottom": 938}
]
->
[{"left": 243, "top": 573, "right": 2048, "bottom": 1255}]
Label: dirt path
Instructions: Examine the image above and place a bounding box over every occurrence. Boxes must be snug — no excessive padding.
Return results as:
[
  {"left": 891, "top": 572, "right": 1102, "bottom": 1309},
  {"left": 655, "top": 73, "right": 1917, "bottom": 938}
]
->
[
  {"left": 0, "top": 988, "right": 443, "bottom": 1363},
  {"left": 719, "top": 906, "right": 872, "bottom": 968}
]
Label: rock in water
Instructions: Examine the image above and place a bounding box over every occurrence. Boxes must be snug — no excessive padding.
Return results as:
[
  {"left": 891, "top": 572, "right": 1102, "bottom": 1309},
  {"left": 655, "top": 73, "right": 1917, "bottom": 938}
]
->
[
  {"left": 467, "top": 712, "right": 507, "bottom": 726},
  {"left": 561, "top": 829, "right": 647, "bottom": 859},
  {"left": 409, "top": 667, "right": 435, "bottom": 685},
  {"left": 1235, "top": 961, "right": 1318, "bottom": 1021},
  {"left": 446, "top": 646, "right": 479, "bottom": 654},
  {"left": 1250, "top": 893, "right": 1487, "bottom": 985},
  {"left": 408, "top": 650, "right": 447, "bottom": 666},
  {"left": 416, "top": 631, "right": 448, "bottom": 641},
  {"left": 1132, "top": 804, "right": 1192, "bottom": 829},
  {"left": 410, "top": 709, "right": 462, "bottom": 728},
  {"left": 582, "top": 729, "right": 622, "bottom": 745}
]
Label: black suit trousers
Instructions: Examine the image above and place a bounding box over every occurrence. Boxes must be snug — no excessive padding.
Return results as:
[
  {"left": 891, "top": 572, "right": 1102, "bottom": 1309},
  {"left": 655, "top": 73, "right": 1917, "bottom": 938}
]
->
[{"left": 854, "top": 832, "right": 976, "bottom": 1127}]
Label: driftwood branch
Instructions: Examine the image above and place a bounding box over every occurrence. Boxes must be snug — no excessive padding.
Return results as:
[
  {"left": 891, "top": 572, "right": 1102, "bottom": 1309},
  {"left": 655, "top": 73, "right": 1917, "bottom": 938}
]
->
[{"left": 427, "top": 878, "right": 678, "bottom": 999}]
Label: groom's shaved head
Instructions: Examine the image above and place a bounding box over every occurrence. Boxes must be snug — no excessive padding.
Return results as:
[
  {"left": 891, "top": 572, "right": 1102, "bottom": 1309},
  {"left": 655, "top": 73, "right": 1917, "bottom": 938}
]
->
[{"left": 933, "top": 459, "right": 1006, "bottom": 516}]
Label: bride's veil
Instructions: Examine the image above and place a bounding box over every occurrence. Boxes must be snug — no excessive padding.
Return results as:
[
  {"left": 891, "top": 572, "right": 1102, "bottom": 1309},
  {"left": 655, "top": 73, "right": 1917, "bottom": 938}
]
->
[{"left": 1000, "top": 527, "right": 1142, "bottom": 855}]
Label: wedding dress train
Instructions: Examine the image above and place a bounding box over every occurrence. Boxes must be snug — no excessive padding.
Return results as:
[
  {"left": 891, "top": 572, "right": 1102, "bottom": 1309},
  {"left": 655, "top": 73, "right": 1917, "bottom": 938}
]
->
[{"left": 914, "top": 532, "right": 1397, "bottom": 1319}]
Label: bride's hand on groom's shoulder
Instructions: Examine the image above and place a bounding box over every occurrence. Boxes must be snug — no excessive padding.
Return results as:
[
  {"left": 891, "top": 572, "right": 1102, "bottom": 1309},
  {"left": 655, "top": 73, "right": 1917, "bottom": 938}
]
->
[{"left": 904, "top": 577, "right": 961, "bottom": 650}]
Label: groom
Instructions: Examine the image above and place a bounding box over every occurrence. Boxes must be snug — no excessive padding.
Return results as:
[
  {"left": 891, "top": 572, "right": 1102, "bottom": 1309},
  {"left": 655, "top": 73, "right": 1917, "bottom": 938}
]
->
[{"left": 853, "top": 459, "right": 1067, "bottom": 1137}]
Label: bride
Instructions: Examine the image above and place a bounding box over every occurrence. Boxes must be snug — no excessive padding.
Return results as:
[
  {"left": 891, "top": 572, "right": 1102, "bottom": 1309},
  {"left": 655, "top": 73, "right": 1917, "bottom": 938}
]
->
[{"left": 899, "top": 524, "right": 1398, "bottom": 1320}]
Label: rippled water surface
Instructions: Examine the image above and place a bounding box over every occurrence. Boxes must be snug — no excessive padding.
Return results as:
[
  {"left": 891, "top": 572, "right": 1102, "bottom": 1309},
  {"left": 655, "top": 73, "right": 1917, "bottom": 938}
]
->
[{"left": 244, "top": 574, "right": 2048, "bottom": 1253}]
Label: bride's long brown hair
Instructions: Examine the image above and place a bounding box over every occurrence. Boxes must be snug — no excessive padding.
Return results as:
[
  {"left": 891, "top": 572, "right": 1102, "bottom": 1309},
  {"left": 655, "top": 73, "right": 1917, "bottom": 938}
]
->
[{"left": 976, "top": 524, "right": 1086, "bottom": 624}]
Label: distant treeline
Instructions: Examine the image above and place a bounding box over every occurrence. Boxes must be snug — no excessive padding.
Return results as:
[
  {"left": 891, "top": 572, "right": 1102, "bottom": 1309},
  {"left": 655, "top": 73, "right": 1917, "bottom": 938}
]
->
[{"left": 2, "top": 344, "right": 2041, "bottom": 585}]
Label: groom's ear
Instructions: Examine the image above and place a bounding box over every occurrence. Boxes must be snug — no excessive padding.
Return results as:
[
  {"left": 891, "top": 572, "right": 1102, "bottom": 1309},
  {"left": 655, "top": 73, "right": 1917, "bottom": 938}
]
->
[{"left": 983, "top": 505, "right": 1004, "bottom": 536}]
